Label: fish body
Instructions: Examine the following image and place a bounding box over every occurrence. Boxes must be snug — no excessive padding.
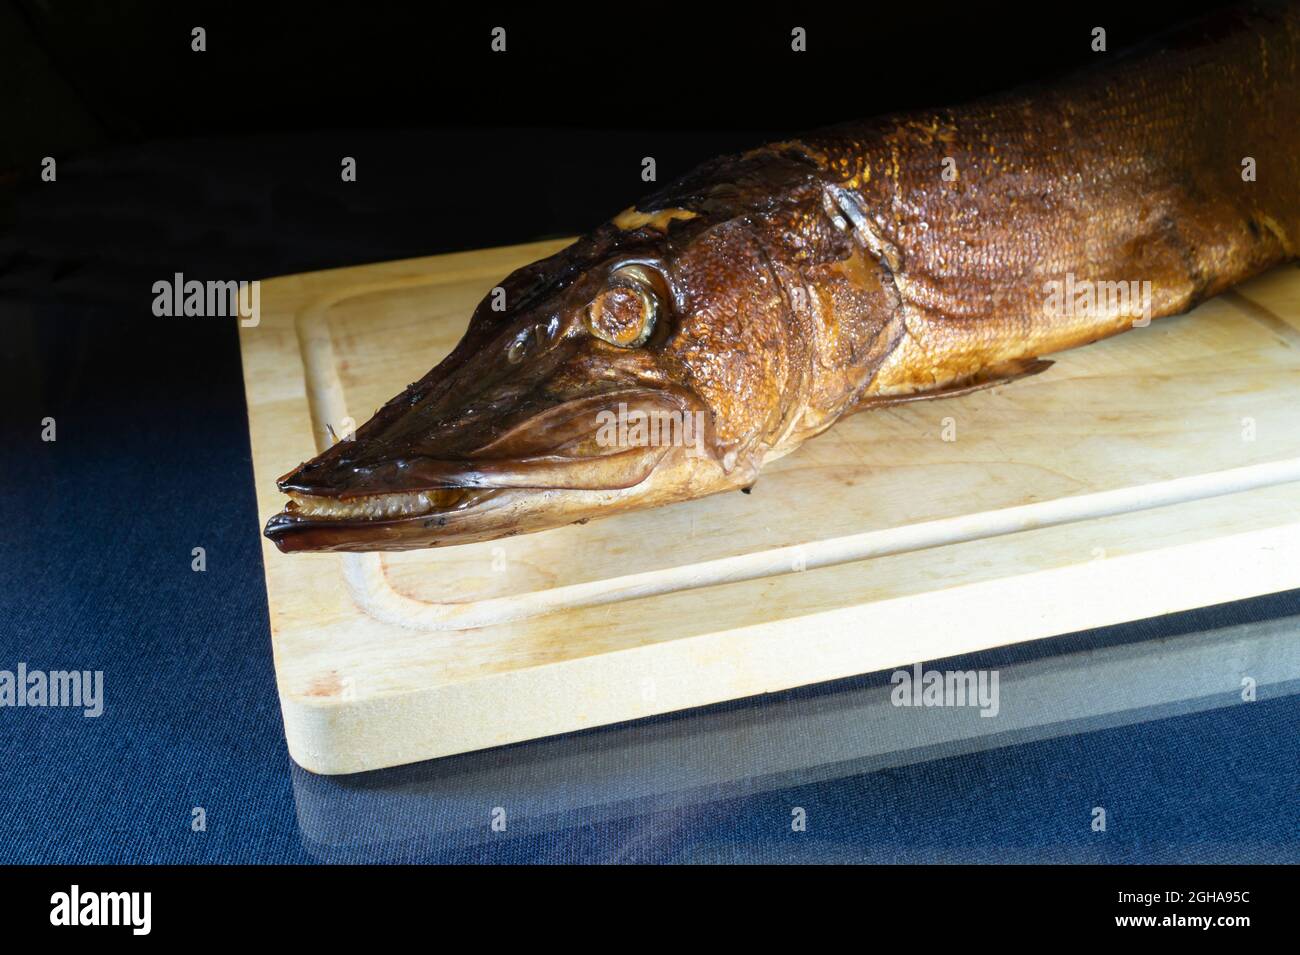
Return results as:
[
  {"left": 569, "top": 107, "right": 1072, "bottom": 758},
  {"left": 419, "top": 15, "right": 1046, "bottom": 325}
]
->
[{"left": 266, "top": 3, "right": 1300, "bottom": 553}]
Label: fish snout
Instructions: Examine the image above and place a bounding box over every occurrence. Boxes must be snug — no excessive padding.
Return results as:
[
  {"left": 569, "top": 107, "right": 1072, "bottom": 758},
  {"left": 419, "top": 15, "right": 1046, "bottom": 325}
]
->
[{"left": 262, "top": 388, "right": 719, "bottom": 552}]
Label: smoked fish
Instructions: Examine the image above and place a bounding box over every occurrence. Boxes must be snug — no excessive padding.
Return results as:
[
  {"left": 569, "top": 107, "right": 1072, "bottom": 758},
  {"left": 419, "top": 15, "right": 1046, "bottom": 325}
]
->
[{"left": 266, "top": 4, "right": 1300, "bottom": 552}]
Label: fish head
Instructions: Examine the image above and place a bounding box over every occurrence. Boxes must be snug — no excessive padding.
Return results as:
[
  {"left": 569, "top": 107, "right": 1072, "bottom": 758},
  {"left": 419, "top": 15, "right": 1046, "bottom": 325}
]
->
[{"left": 264, "top": 212, "right": 797, "bottom": 552}]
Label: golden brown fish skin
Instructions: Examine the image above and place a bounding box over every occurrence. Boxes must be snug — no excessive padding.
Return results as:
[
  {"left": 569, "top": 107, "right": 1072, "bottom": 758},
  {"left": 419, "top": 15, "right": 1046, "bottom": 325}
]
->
[
  {"left": 265, "top": 3, "right": 1300, "bottom": 553},
  {"left": 792, "top": 3, "right": 1300, "bottom": 404},
  {"left": 688, "top": 1, "right": 1300, "bottom": 429}
]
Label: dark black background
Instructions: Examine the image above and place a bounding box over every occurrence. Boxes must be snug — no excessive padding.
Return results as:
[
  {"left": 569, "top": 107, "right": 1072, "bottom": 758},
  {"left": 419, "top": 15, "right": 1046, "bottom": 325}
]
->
[{"left": 2, "top": 0, "right": 1241, "bottom": 299}]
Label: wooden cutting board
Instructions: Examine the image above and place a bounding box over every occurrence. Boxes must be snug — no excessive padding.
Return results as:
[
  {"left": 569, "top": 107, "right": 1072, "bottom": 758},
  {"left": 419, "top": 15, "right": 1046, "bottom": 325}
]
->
[
  {"left": 239, "top": 240, "right": 1300, "bottom": 774},
  {"left": 289, "top": 614, "right": 1300, "bottom": 858}
]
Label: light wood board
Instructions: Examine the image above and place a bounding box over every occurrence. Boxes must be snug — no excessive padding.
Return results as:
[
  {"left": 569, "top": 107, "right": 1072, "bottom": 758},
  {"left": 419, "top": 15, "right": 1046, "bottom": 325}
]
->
[
  {"left": 290, "top": 614, "right": 1300, "bottom": 858},
  {"left": 239, "top": 240, "right": 1300, "bottom": 774}
]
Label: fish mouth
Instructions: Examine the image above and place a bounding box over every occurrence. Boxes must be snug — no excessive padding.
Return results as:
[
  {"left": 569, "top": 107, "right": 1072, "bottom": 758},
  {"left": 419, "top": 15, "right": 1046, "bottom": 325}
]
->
[
  {"left": 263, "top": 485, "right": 509, "bottom": 553},
  {"left": 281, "top": 487, "right": 488, "bottom": 521},
  {"left": 263, "top": 388, "right": 711, "bottom": 553}
]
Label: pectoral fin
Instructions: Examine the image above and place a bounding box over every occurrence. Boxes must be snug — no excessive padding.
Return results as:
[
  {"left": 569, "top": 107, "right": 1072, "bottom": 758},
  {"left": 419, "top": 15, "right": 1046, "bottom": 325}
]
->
[{"left": 854, "top": 357, "right": 1054, "bottom": 410}]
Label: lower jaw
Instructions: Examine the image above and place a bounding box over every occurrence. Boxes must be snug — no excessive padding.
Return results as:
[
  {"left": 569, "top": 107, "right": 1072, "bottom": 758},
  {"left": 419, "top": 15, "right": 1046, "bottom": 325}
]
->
[
  {"left": 265, "top": 483, "right": 642, "bottom": 553},
  {"left": 264, "top": 454, "right": 725, "bottom": 552},
  {"left": 264, "top": 487, "right": 506, "bottom": 553}
]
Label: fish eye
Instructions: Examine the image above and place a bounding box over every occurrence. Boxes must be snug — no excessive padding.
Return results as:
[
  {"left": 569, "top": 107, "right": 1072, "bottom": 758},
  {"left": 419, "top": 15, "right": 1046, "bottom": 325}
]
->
[{"left": 586, "top": 265, "right": 662, "bottom": 348}]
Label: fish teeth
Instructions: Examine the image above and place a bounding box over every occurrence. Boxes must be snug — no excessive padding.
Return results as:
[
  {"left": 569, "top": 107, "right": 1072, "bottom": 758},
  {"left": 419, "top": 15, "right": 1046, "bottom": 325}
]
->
[{"left": 287, "top": 490, "right": 442, "bottom": 520}]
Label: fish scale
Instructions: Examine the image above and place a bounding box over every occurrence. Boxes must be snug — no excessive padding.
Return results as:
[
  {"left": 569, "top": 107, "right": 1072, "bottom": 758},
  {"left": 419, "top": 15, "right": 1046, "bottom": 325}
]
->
[{"left": 798, "top": 6, "right": 1300, "bottom": 400}]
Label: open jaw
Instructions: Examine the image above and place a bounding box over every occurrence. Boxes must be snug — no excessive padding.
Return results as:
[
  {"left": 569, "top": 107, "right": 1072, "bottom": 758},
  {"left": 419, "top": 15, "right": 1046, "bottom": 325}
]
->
[
  {"left": 281, "top": 487, "right": 488, "bottom": 521},
  {"left": 263, "top": 485, "right": 508, "bottom": 552},
  {"left": 261, "top": 438, "right": 684, "bottom": 553},
  {"left": 263, "top": 387, "right": 713, "bottom": 553}
]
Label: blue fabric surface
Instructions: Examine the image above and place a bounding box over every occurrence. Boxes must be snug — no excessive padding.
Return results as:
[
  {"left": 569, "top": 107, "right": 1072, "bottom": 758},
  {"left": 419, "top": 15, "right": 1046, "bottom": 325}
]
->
[{"left": 3, "top": 306, "right": 1298, "bottom": 865}]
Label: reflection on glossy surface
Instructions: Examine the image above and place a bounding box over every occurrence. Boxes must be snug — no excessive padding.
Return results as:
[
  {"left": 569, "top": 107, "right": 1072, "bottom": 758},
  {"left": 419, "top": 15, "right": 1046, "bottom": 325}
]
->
[{"left": 291, "top": 613, "right": 1300, "bottom": 863}]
